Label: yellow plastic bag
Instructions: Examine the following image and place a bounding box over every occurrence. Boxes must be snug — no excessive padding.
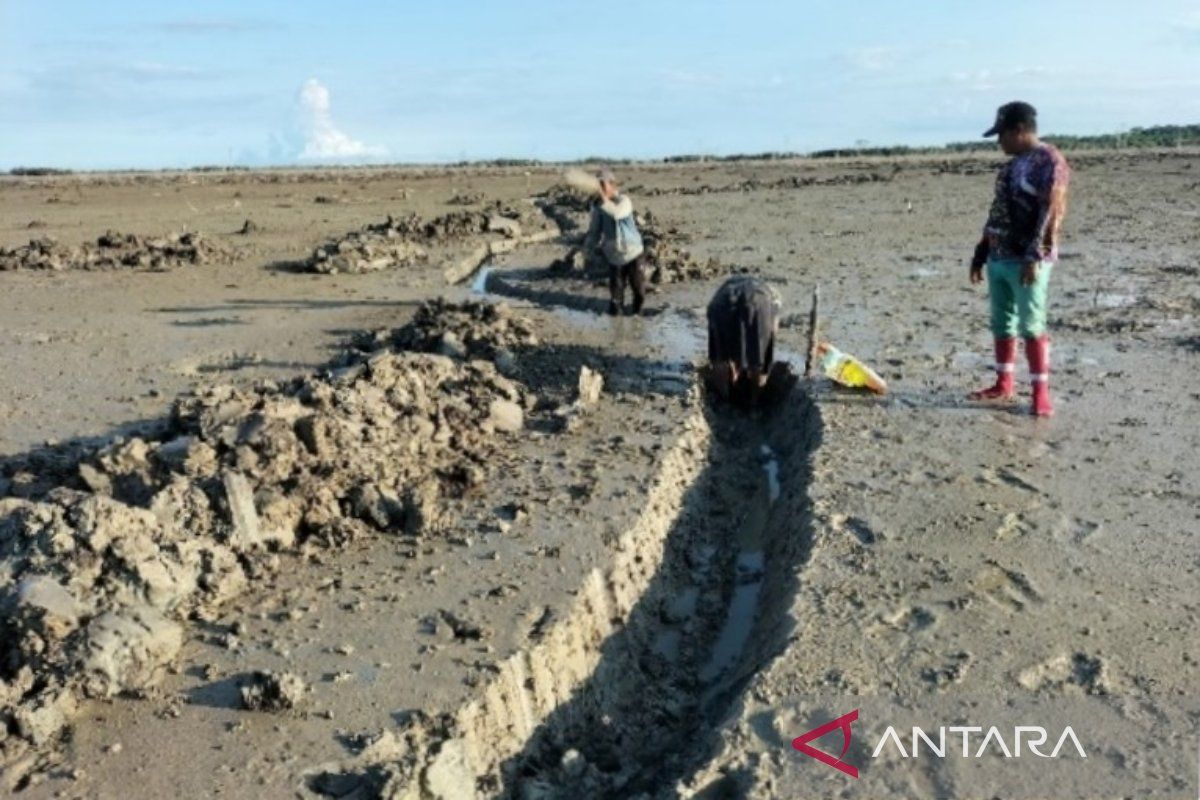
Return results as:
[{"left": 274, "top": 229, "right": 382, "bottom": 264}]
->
[{"left": 816, "top": 342, "right": 888, "bottom": 394}]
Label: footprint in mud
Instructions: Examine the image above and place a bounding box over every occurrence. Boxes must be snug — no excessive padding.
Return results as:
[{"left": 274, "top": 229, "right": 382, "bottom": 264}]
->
[
  {"left": 973, "top": 562, "right": 1041, "bottom": 612},
  {"left": 1052, "top": 514, "right": 1103, "bottom": 545},
  {"left": 992, "top": 512, "right": 1028, "bottom": 541},
  {"left": 920, "top": 650, "right": 972, "bottom": 689},
  {"left": 870, "top": 605, "right": 938, "bottom": 635},
  {"left": 978, "top": 466, "right": 1042, "bottom": 494},
  {"left": 1017, "top": 652, "right": 1112, "bottom": 695},
  {"left": 829, "top": 513, "right": 879, "bottom": 545}
]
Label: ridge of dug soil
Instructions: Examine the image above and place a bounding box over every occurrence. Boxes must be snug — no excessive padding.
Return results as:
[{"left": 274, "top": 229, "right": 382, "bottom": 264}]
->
[{"left": 310, "top": 391, "right": 821, "bottom": 799}]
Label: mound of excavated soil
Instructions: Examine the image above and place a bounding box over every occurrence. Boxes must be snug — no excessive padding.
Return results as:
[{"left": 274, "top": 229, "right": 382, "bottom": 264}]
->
[
  {"left": 305, "top": 205, "right": 537, "bottom": 275},
  {"left": 376, "top": 298, "right": 538, "bottom": 362},
  {"left": 533, "top": 186, "right": 594, "bottom": 234},
  {"left": 0, "top": 231, "right": 237, "bottom": 272},
  {"left": 0, "top": 301, "right": 539, "bottom": 774},
  {"left": 639, "top": 210, "right": 725, "bottom": 284}
]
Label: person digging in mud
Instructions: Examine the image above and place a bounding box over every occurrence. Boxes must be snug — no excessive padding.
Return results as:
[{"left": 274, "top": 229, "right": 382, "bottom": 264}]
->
[
  {"left": 705, "top": 275, "right": 796, "bottom": 407},
  {"left": 582, "top": 168, "right": 648, "bottom": 315},
  {"left": 969, "top": 101, "right": 1071, "bottom": 417}
]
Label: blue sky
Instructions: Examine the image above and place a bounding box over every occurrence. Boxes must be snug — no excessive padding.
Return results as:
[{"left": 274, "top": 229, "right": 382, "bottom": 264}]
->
[{"left": 2, "top": 0, "right": 1199, "bottom": 170}]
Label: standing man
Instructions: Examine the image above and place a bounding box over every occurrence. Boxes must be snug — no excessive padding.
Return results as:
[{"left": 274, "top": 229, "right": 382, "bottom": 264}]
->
[
  {"left": 969, "top": 101, "right": 1071, "bottom": 417},
  {"left": 582, "top": 168, "right": 647, "bottom": 315}
]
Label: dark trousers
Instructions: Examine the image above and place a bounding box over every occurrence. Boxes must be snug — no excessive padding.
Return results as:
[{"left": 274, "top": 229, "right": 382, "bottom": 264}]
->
[{"left": 608, "top": 256, "right": 646, "bottom": 314}]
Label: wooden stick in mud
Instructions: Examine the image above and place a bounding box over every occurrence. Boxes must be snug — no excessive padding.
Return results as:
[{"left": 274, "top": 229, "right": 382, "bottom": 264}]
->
[{"left": 804, "top": 285, "right": 820, "bottom": 378}]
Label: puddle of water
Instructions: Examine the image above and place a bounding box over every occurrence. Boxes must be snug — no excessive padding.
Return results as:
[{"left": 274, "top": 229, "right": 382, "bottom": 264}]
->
[
  {"left": 761, "top": 445, "right": 781, "bottom": 504},
  {"left": 699, "top": 551, "right": 765, "bottom": 685},
  {"left": 473, "top": 263, "right": 704, "bottom": 367}
]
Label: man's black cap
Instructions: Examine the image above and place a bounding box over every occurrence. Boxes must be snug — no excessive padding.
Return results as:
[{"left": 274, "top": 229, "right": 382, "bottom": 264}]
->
[{"left": 983, "top": 101, "right": 1037, "bottom": 137}]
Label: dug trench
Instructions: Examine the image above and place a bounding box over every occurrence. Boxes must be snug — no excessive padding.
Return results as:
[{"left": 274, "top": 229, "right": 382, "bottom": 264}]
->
[
  {"left": 317, "top": 270, "right": 822, "bottom": 798},
  {"left": 492, "top": 400, "right": 820, "bottom": 800}
]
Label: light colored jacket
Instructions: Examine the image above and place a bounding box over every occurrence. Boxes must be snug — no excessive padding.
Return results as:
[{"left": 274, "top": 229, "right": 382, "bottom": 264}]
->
[{"left": 583, "top": 194, "right": 644, "bottom": 266}]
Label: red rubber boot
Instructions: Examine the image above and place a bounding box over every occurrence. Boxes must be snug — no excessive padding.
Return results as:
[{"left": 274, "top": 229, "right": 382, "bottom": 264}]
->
[
  {"left": 1026, "top": 336, "right": 1054, "bottom": 417},
  {"left": 969, "top": 337, "right": 1017, "bottom": 400}
]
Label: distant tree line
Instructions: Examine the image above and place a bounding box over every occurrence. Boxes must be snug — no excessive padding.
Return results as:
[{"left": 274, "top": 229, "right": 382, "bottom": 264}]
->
[{"left": 8, "top": 124, "right": 1199, "bottom": 175}]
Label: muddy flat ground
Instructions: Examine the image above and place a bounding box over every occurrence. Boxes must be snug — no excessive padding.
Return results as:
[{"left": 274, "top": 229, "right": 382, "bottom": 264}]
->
[{"left": 1, "top": 151, "right": 1199, "bottom": 799}]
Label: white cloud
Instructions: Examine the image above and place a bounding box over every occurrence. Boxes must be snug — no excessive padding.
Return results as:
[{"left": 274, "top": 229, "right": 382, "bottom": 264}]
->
[{"left": 296, "top": 78, "right": 386, "bottom": 161}]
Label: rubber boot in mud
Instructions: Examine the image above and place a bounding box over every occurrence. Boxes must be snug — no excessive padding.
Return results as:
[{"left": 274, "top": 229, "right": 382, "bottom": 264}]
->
[
  {"left": 1026, "top": 335, "right": 1054, "bottom": 416},
  {"left": 969, "top": 337, "right": 1017, "bottom": 400}
]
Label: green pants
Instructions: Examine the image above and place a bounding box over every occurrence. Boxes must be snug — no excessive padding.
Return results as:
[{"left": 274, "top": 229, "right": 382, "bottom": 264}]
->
[{"left": 988, "top": 259, "right": 1052, "bottom": 338}]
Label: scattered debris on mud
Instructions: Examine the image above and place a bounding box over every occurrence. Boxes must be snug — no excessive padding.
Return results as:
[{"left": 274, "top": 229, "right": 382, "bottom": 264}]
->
[
  {"left": 0, "top": 231, "right": 238, "bottom": 272},
  {"left": 0, "top": 301, "right": 542, "bottom": 780}
]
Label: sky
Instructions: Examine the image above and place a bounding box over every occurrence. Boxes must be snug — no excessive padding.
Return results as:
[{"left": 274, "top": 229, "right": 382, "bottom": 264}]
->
[{"left": 2, "top": 0, "right": 1199, "bottom": 170}]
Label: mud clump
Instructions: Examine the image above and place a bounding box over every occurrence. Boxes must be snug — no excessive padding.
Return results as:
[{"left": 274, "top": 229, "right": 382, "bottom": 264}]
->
[
  {"left": 305, "top": 215, "right": 430, "bottom": 274},
  {"left": 534, "top": 186, "right": 594, "bottom": 233},
  {"left": 379, "top": 299, "right": 539, "bottom": 362},
  {"left": 639, "top": 210, "right": 725, "bottom": 284},
  {"left": 0, "top": 230, "right": 238, "bottom": 272},
  {"left": 305, "top": 206, "right": 534, "bottom": 274},
  {"left": 0, "top": 301, "right": 541, "bottom": 773},
  {"left": 446, "top": 191, "right": 485, "bottom": 206},
  {"left": 240, "top": 670, "right": 308, "bottom": 711}
]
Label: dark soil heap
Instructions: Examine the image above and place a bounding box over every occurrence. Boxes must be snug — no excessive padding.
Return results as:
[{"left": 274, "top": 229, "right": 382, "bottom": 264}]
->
[{"left": 0, "top": 231, "right": 237, "bottom": 272}]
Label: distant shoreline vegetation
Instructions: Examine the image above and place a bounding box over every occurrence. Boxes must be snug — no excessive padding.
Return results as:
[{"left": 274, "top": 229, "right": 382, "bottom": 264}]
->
[
  {"left": 7, "top": 124, "right": 1199, "bottom": 175},
  {"left": 672, "top": 124, "right": 1200, "bottom": 162}
]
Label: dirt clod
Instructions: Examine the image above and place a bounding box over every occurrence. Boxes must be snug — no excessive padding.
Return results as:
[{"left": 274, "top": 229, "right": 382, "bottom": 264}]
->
[{"left": 239, "top": 670, "right": 307, "bottom": 711}]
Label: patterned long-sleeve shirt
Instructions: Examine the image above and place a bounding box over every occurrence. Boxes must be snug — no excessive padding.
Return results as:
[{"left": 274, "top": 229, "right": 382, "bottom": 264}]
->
[{"left": 983, "top": 143, "right": 1071, "bottom": 262}]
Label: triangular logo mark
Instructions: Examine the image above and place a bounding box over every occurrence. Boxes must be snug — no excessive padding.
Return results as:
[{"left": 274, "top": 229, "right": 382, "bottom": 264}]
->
[{"left": 791, "top": 708, "right": 859, "bottom": 778}]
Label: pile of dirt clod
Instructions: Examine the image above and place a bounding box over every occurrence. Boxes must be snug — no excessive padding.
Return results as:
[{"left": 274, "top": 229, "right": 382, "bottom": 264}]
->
[
  {"left": 639, "top": 210, "right": 725, "bottom": 284},
  {"left": 0, "top": 231, "right": 237, "bottom": 272},
  {"left": 0, "top": 302, "right": 539, "bottom": 780},
  {"left": 306, "top": 206, "right": 532, "bottom": 274},
  {"left": 350, "top": 299, "right": 538, "bottom": 363},
  {"left": 533, "top": 186, "right": 594, "bottom": 234}
]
